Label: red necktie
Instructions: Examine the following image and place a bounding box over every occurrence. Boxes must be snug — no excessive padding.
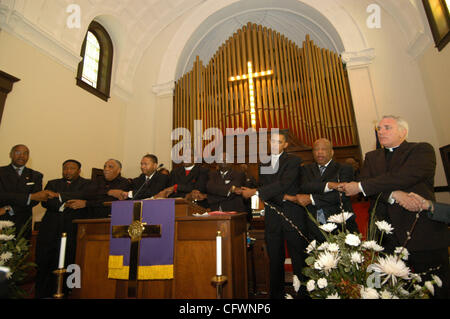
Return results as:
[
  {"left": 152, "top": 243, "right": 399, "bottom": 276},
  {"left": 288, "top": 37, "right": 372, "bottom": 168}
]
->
[{"left": 185, "top": 169, "right": 191, "bottom": 176}]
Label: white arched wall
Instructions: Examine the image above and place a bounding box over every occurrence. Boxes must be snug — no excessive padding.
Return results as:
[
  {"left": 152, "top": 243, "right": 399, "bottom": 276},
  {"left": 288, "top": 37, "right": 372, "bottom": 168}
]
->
[{"left": 153, "top": 0, "right": 378, "bottom": 158}]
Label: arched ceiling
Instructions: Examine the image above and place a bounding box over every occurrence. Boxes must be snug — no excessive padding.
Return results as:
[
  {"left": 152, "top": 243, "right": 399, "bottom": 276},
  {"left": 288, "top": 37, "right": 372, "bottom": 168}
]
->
[{"left": 175, "top": 0, "right": 345, "bottom": 80}]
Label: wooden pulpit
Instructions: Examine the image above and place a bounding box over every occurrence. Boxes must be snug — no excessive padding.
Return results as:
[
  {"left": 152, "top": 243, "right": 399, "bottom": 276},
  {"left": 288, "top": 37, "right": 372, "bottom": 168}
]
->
[{"left": 71, "top": 199, "right": 248, "bottom": 299}]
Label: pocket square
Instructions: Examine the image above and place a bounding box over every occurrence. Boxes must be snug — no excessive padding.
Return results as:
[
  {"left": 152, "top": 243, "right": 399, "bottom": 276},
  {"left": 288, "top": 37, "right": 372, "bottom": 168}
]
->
[{"left": 26, "top": 182, "right": 35, "bottom": 186}]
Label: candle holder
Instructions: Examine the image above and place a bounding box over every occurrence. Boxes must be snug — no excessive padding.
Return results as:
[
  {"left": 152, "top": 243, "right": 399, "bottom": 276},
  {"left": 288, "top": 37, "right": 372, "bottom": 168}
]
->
[
  {"left": 53, "top": 268, "right": 66, "bottom": 299},
  {"left": 211, "top": 275, "right": 228, "bottom": 299}
]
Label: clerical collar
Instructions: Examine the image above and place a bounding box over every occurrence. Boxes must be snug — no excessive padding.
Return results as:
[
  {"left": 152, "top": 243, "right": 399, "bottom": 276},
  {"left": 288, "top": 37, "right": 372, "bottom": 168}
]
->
[
  {"left": 385, "top": 146, "right": 399, "bottom": 152},
  {"left": 184, "top": 164, "right": 195, "bottom": 171}
]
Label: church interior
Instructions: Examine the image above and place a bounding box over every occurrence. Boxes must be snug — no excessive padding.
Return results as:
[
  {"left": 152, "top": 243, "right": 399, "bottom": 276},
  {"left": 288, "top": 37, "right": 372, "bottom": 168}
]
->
[{"left": 0, "top": 0, "right": 449, "bottom": 299}]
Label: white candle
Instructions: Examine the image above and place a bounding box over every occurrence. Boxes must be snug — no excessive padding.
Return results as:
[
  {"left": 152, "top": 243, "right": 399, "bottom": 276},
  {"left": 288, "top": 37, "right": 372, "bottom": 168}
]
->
[
  {"left": 58, "top": 233, "right": 67, "bottom": 269},
  {"left": 216, "top": 231, "right": 222, "bottom": 276}
]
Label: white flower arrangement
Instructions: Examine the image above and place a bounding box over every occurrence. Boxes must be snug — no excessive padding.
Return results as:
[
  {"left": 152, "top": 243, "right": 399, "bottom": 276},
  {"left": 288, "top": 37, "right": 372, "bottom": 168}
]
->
[
  {"left": 0, "top": 218, "right": 35, "bottom": 298},
  {"left": 297, "top": 201, "right": 442, "bottom": 299}
]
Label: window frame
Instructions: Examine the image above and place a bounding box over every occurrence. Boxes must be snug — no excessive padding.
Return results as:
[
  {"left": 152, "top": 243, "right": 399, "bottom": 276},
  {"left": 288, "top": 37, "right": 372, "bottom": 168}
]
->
[{"left": 76, "top": 21, "right": 113, "bottom": 101}]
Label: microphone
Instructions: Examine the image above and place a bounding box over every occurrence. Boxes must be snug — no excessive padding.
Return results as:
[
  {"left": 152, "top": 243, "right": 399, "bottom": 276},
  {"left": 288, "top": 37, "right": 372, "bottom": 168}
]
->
[{"left": 132, "top": 164, "right": 164, "bottom": 200}]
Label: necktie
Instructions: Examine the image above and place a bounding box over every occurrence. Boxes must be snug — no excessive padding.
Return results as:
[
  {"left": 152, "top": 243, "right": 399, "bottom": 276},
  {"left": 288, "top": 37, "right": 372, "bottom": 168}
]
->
[
  {"left": 185, "top": 169, "right": 191, "bottom": 176},
  {"left": 319, "top": 165, "right": 326, "bottom": 176},
  {"left": 15, "top": 167, "right": 21, "bottom": 176}
]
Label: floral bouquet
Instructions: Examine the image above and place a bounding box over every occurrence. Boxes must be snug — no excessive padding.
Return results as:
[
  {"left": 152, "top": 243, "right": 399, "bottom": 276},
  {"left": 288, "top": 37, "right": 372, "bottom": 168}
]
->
[
  {"left": 296, "top": 200, "right": 442, "bottom": 299},
  {"left": 0, "top": 218, "right": 36, "bottom": 298}
]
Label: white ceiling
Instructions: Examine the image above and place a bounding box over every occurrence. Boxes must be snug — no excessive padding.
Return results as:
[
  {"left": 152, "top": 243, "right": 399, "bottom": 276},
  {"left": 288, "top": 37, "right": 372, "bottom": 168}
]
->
[{"left": 175, "top": 0, "right": 345, "bottom": 79}]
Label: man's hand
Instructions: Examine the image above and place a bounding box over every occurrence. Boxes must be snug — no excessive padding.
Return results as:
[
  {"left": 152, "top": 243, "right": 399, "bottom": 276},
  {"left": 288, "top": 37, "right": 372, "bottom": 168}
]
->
[
  {"left": 241, "top": 187, "right": 257, "bottom": 199},
  {"left": 408, "top": 192, "right": 432, "bottom": 211},
  {"left": 0, "top": 207, "right": 6, "bottom": 217},
  {"left": 392, "top": 190, "right": 421, "bottom": 212},
  {"left": 328, "top": 182, "right": 344, "bottom": 191},
  {"left": 66, "top": 199, "right": 87, "bottom": 210},
  {"left": 232, "top": 186, "right": 243, "bottom": 195},
  {"left": 107, "top": 189, "right": 128, "bottom": 200},
  {"left": 341, "top": 182, "right": 361, "bottom": 196},
  {"left": 283, "top": 194, "right": 297, "bottom": 203},
  {"left": 296, "top": 194, "right": 312, "bottom": 207},
  {"left": 30, "top": 190, "right": 58, "bottom": 202}
]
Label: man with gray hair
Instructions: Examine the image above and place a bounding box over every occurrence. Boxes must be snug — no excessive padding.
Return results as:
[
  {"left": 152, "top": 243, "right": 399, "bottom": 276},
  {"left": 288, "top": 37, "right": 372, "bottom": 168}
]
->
[
  {"left": 342, "top": 115, "right": 449, "bottom": 298},
  {"left": 66, "top": 159, "right": 130, "bottom": 218}
]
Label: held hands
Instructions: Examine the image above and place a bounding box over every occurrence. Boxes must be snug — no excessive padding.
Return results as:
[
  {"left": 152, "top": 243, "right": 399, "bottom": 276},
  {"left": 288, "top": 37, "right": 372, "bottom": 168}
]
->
[
  {"left": 30, "top": 190, "right": 60, "bottom": 202},
  {"left": 394, "top": 191, "right": 431, "bottom": 212},
  {"left": 340, "top": 182, "right": 361, "bottom": 196},
  {"left": 65, "top": 199, "right": 87, "bottom": 209},
  {"left": 241, "top": 187, "right": 257, "bottom": 199},
  {"left": 107, "top": 189, "right": 128, "bottom": 200},
  {"left": 0, "top": 207, "right": 6, "bottom": 216}
]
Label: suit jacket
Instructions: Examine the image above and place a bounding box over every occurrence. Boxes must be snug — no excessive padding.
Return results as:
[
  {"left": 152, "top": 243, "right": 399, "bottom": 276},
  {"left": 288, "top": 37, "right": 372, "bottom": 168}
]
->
[
  {"left": 0, "top": 164, "right": 43, "bottom": 235},
  {"left": 359, "top": 141, "right": 448, "bottom": 251},
  {"left": 258, "top": 152, "right": 304, "bottom": 233},
  {"left": 428, "top": 202, "right": 450, "bottom": 224},
  {"left": 168, "top": 165, "right": 209, "bottom": 197},
  {"left": 82, "top": 175, "right": 131, "bottom": 218},
  {"left": 130, "top": 172, "right": 169, "bottom": 200},
  {"left": 206, "top": 169, "right": 247, "bottom": 212},
  {"left": 41, "top": 177, "right": 91, "bottom": 216},
  {"left": 300, "top": 160, "right": 354, "bottom": 217}
]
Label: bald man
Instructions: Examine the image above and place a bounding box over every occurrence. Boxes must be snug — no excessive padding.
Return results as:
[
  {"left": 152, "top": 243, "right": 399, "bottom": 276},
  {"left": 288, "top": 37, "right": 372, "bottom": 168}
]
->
[
  {"left": 284, "top": 138, "right": 358, "bottom": 241},
  {"left": 67, "top": 159, "right": 130, "bottom": 218}
]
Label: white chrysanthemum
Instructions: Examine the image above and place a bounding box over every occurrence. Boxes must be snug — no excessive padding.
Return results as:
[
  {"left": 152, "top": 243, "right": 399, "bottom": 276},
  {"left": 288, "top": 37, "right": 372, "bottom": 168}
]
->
[
  {"left": 319, "top": 223, "right": 337, "bottom": 233},
  {"left": 431, "top": 275, "right": 442, "bottom": 288},
  {"left": 345, "top": 234, "right": 361, "bottom": 247},
  {"left": 292, "top": 275, "right": 301, "bottom": 292},
  {"left": 317, "top": 278, "right": 328, "bottom": 289},
  {"left": 327, "top": 212, "right": 354, "bottom": 224},
  {"left": 317, "top": 242, "right": 329, "bottom": 251},
  {"left": 380, "top": 290, "right": 394, "bottom": 299},
  {"left": 0, "top": 252, "right": 13, "bottom": 263},
  {"left": 362, "top": 240, "right": 384, "bottom": 252},
  {"left": 306, "top": 240, "right": 317, "bottom": 253},
  {"left": 316, "top": 251, "right": 340, "bottom": 274},
  {"left": 360, "top": 286, "right": 379, "bottom": 299},
  {"left": 326, "top": 293, "right": 341, "bottom": 299},
  {"left": 0, "top": 221, "right": 14, "bottom": 230},
  {"left": 424, "top": 281, "right": 434, "bottom": 296},
  {"left": 413, "top": 284, "right": 422, "bottom": 291},
  {"left": 410, "top": 273, "right": 422, "bottom": 283},
  {"left": 0, "top": 234, "right": 15, "bottom": 241},
  {"left": 351, "top": 252, "right": 364, "bottom": 264},
  {"left": 306, "top": 280, "right": 316, "bottom": 292},
  {"left": 326, "top": 243, "right": 340, "bottom": 253},
  {"left": 394, "top": 247, "right": 409, "bottom": 261},
  {"left": 367, "top": 255, "right": 411, "bottom": 285},
  {"left": 375, "top": 220, "right": 394, "bottom": 234}
]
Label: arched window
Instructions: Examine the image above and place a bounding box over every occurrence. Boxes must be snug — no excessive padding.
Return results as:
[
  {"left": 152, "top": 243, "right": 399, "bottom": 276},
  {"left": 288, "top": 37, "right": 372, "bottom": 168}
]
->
[{"left": 76, "top": 21, "right": 113, "bottom": 101}]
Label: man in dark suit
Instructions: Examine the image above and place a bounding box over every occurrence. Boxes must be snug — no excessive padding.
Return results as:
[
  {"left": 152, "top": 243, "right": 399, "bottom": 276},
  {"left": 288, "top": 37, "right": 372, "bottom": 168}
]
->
[
  {"left": 206, "top": 153, "right": 247, "bottom": 213},
  {"left": 284, "top": 138, "right": 358, "bottom": 241},
  {"left": 35, "top": 159, "right": 90, "bottom": 298},
  {"left": 343, "top": 115, "right": 449, "bottom": 298},
  {"left": 0, "top": 144, "right": 44, "bottom": 239},
  {"left": 66, "top": 159, "right": 130, "bottom": 218},
  {"left": 117, "top": 154, "right": 169, "bottom": 200},
  {"left": 242, "top": 131, "right": 307, "bottom": 299},
  {"left": 160, "top": 157, "right": 209, "bottom": 208}
]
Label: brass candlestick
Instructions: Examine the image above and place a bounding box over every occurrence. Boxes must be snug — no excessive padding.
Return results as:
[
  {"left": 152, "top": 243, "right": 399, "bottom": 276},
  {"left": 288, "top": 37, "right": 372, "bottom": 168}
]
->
[
  {"left": 211, "top": 275, "right": 228, "bottom": 299},
  {"left": 53, "top": 268, "right": 66, "bottom": 299}
]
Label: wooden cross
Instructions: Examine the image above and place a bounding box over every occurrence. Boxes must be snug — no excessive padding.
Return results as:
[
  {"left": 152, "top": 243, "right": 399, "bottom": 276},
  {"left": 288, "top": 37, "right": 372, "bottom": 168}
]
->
[
  {"left": 229, "top": 61, "right": 273, "bottom": 128},
  {"left": 111, "top": 201, "right": 161, "bottom": 297}
]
